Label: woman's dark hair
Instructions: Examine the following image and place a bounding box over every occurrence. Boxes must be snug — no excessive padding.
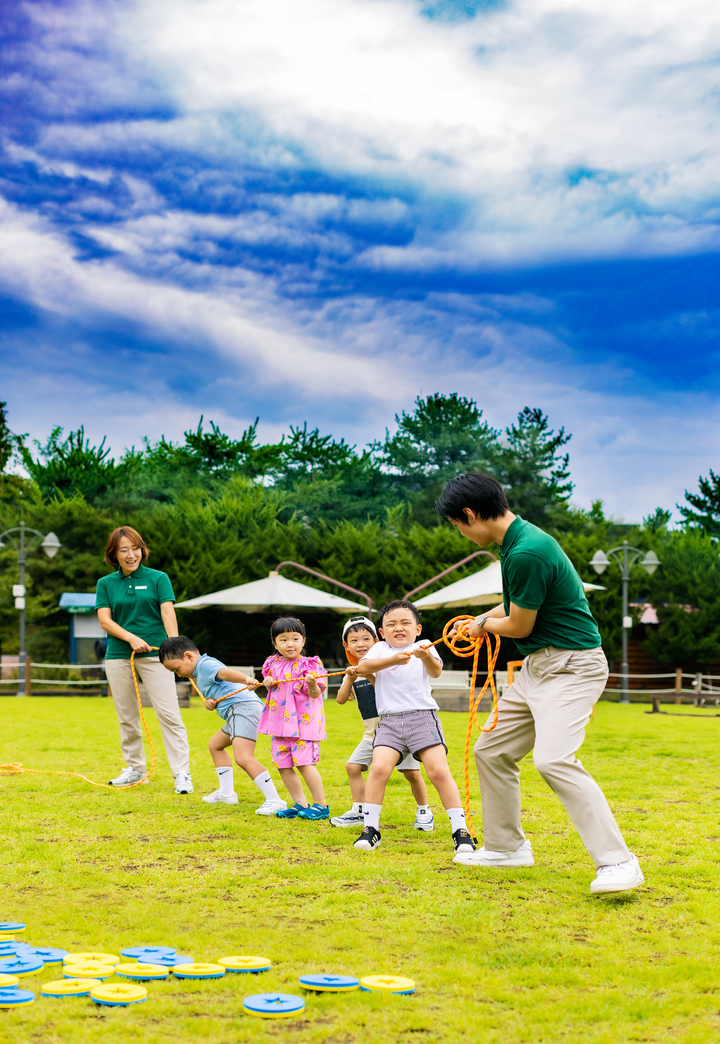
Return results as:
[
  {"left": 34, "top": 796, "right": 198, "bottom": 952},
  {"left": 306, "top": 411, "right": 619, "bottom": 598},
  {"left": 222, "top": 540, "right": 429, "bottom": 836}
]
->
[
  {"left": 270, "top": 616, "right": 307, "bottom": 653},
  {"left": 378, "top": 600, "right": 420, "bottom": 626},
  {"left": 158, "top": 636, "right": 198, "bottom": 662},
  {"left": 435, "top": 472, "right": 509, "bottom": 522},
  {"left": 105, "top": 526, "right": 149, "bottom": 567}
]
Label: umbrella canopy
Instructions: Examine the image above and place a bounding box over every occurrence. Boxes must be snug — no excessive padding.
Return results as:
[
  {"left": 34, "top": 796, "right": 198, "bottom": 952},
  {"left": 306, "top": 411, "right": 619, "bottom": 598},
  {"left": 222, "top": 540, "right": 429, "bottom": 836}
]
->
[
  {"left": 175, "top": 571, "right": 368, "bottom": 614},
  {"left": 413, "top": 561, "right": 604, "bottom": 611}
]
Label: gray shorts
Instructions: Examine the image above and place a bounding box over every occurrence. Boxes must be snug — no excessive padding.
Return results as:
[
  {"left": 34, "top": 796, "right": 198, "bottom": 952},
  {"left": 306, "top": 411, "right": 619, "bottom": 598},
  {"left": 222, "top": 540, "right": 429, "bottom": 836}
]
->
[
  {"left": 374, "top": 709, "right": 447, "bottom": 761},
  {"left": 348, "top": 735, "right": 420, "bottom": 773},
  {"left": 220, "top": 701, "right": 262, "bottom": 741}
]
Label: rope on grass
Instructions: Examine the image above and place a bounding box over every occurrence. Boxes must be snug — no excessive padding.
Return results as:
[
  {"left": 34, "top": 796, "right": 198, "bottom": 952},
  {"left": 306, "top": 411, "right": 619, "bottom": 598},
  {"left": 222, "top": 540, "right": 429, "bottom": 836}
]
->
[{"left": 0, "top": 649, "right": 156, "bottom": 791}]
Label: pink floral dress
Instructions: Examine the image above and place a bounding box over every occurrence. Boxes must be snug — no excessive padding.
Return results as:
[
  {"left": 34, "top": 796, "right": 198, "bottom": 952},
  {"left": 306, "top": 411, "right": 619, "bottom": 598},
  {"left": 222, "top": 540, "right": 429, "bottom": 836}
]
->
[{"left": 259, "top": 654, "right": 327, "bottom": 741}]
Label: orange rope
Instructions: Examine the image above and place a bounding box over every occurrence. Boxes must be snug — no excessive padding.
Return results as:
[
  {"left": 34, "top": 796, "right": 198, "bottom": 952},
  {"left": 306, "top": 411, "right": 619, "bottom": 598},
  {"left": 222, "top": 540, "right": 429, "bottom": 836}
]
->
[
  {"left": 436, "top": 616, "right": 502, "bottom": 838},
  {"left": 0, "top": 649, "right": 157, "bottom": 791}
]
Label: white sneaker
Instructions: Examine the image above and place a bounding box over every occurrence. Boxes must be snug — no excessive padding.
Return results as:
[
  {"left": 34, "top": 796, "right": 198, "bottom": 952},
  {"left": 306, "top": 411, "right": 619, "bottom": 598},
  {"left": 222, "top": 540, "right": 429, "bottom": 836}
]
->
[
  {"left": 202, "top": 789, "right": 238, "bottom": 805},
  {"left": 330, "top": 808, "right": 364, "bottom": 827},
  {"left": 255, "top": 798, "right": 287, "bottom": 816},
  {"left": 590, "top": 854, "right": 644, "bottom": 894},
  {"left": 413, "top": 808, "right": 434, "bottom": 832},
  {"left": 108, "top": 767, "right": 147, "bottom": 787},
  {"left": 453, "top": 839, "right": 534, "bottom": 866},
  {"left": 174, "top": 772, "right": 194, "bottom": 794}
]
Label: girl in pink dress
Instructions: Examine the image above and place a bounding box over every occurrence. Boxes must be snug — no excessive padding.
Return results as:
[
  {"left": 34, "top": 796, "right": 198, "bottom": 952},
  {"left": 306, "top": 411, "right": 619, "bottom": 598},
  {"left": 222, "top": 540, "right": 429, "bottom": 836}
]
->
[{"left": 259, "top": 616, "right": 328, "bottom": 820}]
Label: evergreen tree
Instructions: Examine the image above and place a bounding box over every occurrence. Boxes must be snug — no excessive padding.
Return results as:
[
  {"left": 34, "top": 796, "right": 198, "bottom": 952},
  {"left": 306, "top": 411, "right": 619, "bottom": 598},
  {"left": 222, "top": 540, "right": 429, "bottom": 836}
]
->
[
  {"left": 494, "top": 407, "right": 573, "bottom": 528},
  {"left": 678, "top": 470, "right": 720, "bottom": 537},
  {"left": 19, "top": 427, "right": 117, "bottom": 502}
]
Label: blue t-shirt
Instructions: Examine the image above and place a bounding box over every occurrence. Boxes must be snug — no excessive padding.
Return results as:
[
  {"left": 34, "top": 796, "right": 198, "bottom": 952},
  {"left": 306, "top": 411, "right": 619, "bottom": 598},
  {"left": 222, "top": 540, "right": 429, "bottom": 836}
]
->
[{"left": 193, "top": 654, "right": 262, "bottom": 719}]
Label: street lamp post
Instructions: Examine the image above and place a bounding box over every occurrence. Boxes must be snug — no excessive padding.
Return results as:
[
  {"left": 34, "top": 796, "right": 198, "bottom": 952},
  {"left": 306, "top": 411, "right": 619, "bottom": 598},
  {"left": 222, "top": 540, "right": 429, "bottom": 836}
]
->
[
  {"left": 0, "top": 521, "right": 62, "bottom": 696},
  {"left": 590, "top": 541, "right": 660, "bottom": 705}
]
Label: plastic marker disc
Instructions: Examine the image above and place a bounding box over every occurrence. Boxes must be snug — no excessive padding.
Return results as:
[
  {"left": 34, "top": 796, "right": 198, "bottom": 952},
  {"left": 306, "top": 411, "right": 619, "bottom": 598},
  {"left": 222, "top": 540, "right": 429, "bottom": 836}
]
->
[
  {"left": 172, "top": 963, "right": 225, "bottom": 980},
  {"left": 219, "top": 955, "right": 271, "bottom": 974},
  {"left": 42, "top": 978, "right": 97, "bottom": 998},
  {"left": 121, "top": 945, "right": 176, "bottom": 960},
  {"left": 91, "top": 983, "right": 147, "bottom": 1007},
  {"left": 360, "top": 975, "right": 415, "bottom": 995},
  {"left": 152, "top": 954, "right": 192, "bottom": 968},
  {"left": 115, "top": 963, "right": 169, "bottom": 981},
  {"left": 25, "top": 948, "right": 68, "bottom": 964},
  {"left": 0, "top": 974, "right": 19, "bottom": 988},
  {"left": 0, "top": 943, "right": 31, "bottom": 957},
  {"left": 63, "top": 952, "right": 119, "bottom": 966},
  {"left": 0, "top": 923, "right": 25, "bottom": 935},
  {"left": 0, "top": 957, "right": 44, "bottom": 977},
  {"left": 63, "top": 963, "right": 114, "bottom": 980},
  {"left": 243, "top": 993, "right": 305, "bottom": 1019},
  {"left": 0, "top": 987, "right": 34, "bottom": 1008},
  {"left": 299, "top": 974, "right": 359, "bottom": 992}
]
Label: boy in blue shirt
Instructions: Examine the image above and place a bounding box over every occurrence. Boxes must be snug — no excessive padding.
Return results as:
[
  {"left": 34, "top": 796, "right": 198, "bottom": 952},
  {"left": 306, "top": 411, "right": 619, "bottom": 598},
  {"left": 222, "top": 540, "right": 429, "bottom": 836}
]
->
[{"left": 159, "top": 636, "right": 286, "bottom": 815}]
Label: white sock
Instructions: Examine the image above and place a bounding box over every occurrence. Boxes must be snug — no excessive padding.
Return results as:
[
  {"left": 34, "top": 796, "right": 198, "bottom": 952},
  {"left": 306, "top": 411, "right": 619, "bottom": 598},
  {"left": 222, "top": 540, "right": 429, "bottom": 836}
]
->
[
  {"left": 447, "top": 807, "right": 467, "bottom": 832},
  {"left": 352, "top": 802, "right": 363, "bottom": 814},
  {"left": 363, "top": 803, "right": 382, "bottom": 831},
  {"left": 216, "top": 766, "right": 234, "bottom": 796},
  {"left": 417, "top": 804, "right": 430, "bottom": 813},
  {"left": 253, "top": 771, "right": 280, "bottom": 801}
]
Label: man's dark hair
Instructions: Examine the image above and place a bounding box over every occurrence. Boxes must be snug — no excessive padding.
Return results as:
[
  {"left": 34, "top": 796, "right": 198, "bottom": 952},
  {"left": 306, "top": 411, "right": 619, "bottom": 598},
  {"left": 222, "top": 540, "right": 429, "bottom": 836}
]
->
[
  {"left": 435, "top": 472, "right": 509, "bottom": 522},
  {"left": 158, "top": 636, "right": 198, "bottom": 662},
  {"left": 378, "top": 599, "right": 420, "bottom": 627}
]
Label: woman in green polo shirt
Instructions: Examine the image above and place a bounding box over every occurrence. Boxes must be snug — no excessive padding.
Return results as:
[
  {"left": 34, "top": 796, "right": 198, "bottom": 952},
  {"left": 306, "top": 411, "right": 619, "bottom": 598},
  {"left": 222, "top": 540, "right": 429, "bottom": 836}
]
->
[{"left": 95, "top": 526, "right": 193, "bottom": 794}]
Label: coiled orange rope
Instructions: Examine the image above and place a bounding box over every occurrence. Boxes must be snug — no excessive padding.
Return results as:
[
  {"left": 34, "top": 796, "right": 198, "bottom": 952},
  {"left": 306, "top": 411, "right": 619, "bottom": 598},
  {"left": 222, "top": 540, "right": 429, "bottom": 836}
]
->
[
  {"left": 435, "top": 616, "right": 502, "bottom": 837},
  {"left": 0, "top": 649, "right": 156, "bottom": 791}
]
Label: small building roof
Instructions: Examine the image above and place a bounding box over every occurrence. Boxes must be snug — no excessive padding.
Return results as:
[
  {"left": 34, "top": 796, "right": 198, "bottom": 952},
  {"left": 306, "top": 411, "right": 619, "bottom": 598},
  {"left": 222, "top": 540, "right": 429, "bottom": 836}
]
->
[{"left": 59, "top": 592, "right": 97, "bottom": 614}]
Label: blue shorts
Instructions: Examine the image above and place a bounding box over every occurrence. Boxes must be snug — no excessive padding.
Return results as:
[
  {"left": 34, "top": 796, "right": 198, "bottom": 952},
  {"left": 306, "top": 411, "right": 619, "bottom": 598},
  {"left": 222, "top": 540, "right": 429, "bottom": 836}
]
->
[{"left": 220, "top": 702, "right": 262, "bottom": 741}]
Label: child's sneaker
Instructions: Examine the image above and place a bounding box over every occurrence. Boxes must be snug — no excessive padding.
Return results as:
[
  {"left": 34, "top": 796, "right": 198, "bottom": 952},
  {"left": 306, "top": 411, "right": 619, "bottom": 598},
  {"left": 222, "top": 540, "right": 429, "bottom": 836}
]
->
[
  {"left": 202, "top": 790, "right": 238, "bottom": 805},
  {"left": 354, "top": 826, "right": 382, "bottom": 851},
  {"left": 330, "top": 808, "right": 364, "bottom": 827},
  {"left": 276, "top": 802, "right": 307, "bottom": 818},
  {"left": 255, "top": 798, "right": 287, "bottom": 816},
  {"left": 298, "top": 803, "right": 329, "bottom": 820},
  {"left": 413, "top": 808, "right": 434, "bottom": 831},
  {"left": 452, "top": 828, "right": 476, "bottom": 855}
]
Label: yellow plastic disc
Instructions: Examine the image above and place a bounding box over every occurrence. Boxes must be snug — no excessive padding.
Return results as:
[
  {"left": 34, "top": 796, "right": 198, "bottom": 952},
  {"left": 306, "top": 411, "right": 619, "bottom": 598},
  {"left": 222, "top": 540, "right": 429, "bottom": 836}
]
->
[
  {"left": 172, "top": 963, "right": 225, "bottom": 980},
  {"left": 42, "top": 978, "right": 98, "bottom": 998},
  {"left": 63, "top": 952, "right": 119, "bottom": 966},
  {"left": 218, "top": 955, "right": 271, "bottom": 973},
  {"left": 90, "top": 983, "right": 147, "bottom": 1007},
  {"left": 359, "top": 975, "right": 416, "bottom": 994},
  {"left": 0, "top": 974, "right": 19, "bottom": 988},
  {"left": 63, "top": 963, "right": 114, "bottom": 980},
  {"left": 115, "top": 963, "right": 169, "bottom": 981}
]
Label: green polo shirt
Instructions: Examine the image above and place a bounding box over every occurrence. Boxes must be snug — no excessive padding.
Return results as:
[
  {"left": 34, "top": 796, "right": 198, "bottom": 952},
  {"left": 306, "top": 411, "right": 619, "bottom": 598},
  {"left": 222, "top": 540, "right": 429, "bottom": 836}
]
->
[
  {"left": 95, "top": 564, "right": 175, "bottom": 659},
  {"left": 500, "top": 516, "right": 601, "bottom": 655}
]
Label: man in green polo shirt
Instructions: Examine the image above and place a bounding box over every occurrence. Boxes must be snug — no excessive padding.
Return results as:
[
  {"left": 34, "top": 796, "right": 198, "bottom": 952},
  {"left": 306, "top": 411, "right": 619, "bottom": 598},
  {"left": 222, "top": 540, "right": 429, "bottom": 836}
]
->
[{"left": 436, "top": 472, "right": 644, "bottom": 895}]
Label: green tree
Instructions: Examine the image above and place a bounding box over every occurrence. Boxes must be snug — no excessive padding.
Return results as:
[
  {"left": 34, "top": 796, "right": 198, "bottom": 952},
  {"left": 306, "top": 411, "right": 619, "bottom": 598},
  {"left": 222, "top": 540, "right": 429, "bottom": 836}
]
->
[
  {"left": 678, "top": 470, "right": 720, "bottom": 537},
  {"left": 495, "top": 407, "right": 573, "bottom": 529},
  {"left": 20, "top": 427, "right": 118, "bottom": 502}
]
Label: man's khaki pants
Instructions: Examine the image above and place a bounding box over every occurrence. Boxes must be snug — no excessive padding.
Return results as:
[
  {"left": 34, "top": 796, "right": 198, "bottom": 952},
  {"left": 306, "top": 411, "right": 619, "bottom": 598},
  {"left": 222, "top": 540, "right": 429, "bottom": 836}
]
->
[
  {"left": 474, "top": 645, "right": 629, "bottom": 867},
  {"left": 104, "top": 657, "right": 190, "bottom": 777}
]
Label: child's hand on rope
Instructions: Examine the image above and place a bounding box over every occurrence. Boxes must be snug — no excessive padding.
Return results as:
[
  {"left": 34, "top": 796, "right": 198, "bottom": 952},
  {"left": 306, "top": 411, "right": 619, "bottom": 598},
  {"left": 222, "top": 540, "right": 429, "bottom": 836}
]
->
[
  {"left": 244, "top": 679, "right": 261, "bottom": 690},
  {"left": 263, "top": 676, "right": 279, "bottom": 690},
  {"left": 391, "top": 649, "right": 413, "bottom": 666},
  {"left": 204, "top": 698, "right": 217, "bottom": 710},
  {"left": 413, "top": 641, "right": 435, "bottom": 663},
  {"left": 345, "top": 665, "right": 359, "bottom": 678},
  {"left": 306, "top": 673, "right": 321, "bottom": 698}
]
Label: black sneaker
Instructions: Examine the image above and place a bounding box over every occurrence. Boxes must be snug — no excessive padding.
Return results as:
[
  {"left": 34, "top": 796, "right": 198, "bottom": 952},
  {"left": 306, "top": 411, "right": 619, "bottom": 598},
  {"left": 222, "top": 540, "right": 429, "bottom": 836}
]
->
[
  {"left": 452, "top": 828, "right": 476, "bottom": 855},
  {"left": 354, "top": 826, "right": 382, "bottom": 851}
]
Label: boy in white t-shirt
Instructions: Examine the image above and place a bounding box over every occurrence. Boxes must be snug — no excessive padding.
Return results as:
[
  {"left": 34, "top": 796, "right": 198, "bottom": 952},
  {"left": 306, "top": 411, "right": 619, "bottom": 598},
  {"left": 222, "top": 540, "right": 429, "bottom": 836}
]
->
[{"left": 351, "top": 599, "right": 476, "bottom": 857}]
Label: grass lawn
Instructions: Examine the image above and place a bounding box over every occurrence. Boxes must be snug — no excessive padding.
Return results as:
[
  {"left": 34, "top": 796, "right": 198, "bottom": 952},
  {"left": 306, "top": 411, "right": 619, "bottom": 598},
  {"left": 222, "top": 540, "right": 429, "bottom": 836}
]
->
[{"left": 1, "top": 695, "right": 720, "bottom": 1044}]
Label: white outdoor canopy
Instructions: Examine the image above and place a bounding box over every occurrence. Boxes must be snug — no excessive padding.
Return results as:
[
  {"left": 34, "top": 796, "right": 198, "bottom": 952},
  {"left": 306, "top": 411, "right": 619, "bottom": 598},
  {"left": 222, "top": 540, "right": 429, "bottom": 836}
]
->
[
  {"left": 175, "top": 571, "right": 368, "bottom": 615},
  {"left": 413, "top": 561, "right": 604, "bottom": 611}
]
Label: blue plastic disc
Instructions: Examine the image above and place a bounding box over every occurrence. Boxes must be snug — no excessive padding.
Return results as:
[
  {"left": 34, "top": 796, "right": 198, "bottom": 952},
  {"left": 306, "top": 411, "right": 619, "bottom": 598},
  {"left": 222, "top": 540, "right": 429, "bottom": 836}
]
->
[
  {"left": 0, "top": 987, "right": 35, "bottom": 1008},
  {"left": 299, "top": 974, "right": 359, "bottom": 992},
  {"left": 0, "top": 943, "right": 31, "bottom": 957},
  {"left": 243, "top": 993, "right": 305, "bottom": 1019},
  {"left": 0, "top": 957, "right": 44, "bottom": 977},
  {"left": 25, "top": 948, "right": 69, "bottom": 964},
  {"left": 0, "top": 923, "right": 26, "bottom": 935},
  {"left": 120, "top": 945, "right": 176, "bottom": 959},
  {"left": 149, "top": 954, "right": 193, "bottom": 968}
]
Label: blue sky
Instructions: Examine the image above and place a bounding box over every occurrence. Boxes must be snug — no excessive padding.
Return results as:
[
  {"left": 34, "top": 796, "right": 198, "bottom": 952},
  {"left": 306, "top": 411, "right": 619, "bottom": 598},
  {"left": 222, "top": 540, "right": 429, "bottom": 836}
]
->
[{"left": 1, "top": 0, "right": 720, "bottom": 519}]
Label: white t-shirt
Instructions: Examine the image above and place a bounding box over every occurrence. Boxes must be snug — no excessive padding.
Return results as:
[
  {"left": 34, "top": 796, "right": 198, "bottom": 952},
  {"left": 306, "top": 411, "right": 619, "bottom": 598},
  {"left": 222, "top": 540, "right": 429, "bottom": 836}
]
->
[{"left": 361, "top": 640, "right": 442, "bottom": 714}]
